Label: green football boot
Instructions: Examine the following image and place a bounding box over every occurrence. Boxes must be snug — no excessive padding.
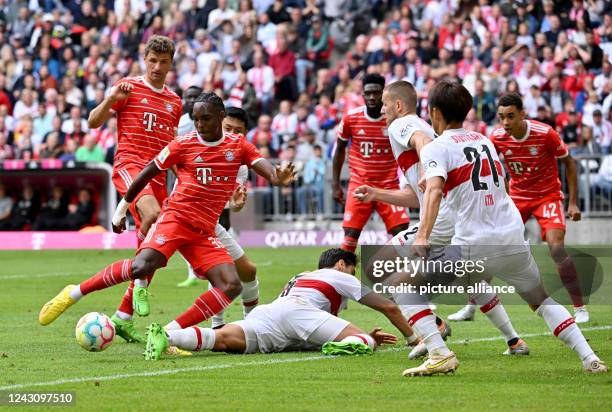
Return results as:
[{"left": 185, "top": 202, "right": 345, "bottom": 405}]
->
[
  {"left": 322, "top": 341, "right": 373, "bottom": 356},
  {"left": 132, "top": 286, "right": 151, "bottom": 317},
  {"left": 144, "top": 323, "right": 169, "bottom": 361},
  {"left": 110, "top": 314, "right": 144, "bottom": 343}
]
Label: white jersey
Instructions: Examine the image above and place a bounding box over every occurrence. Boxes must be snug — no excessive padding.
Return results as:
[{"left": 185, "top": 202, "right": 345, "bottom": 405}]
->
[
  {"left": 279, "top": 268, "right": 365, "bottom": 316},
  {"left": 177, "top": 113, "right": 196, "bottom": 136},
  {"left": 388, "top": 114, "right": 454, "bottom": 239},
  {"left": 420, "top": 128, "right": 527, "bottom": 255}
]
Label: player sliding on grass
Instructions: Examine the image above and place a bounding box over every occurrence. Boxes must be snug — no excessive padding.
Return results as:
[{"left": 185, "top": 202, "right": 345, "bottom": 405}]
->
[
  {"left": 354, "top": 80, "right": 529, "bottom": 358},
  {"left": 404, "top": 81, "right": 606, "bottom": 376},
  {"left": 39, "top": 93, "right": 296, "bottom": 333},
  {"left": 144, "top": 248, "right": 416, "bottom": 360}
]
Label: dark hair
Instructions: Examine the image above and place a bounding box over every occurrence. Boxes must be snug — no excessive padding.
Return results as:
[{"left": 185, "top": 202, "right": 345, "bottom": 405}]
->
[
  {"left": 386, "top": 80, "right": 417, "bottom": 111},
  {"left": 318, "top": 248, "right": 358, "bottom": 269},
  {"left": 498, "top": 93, "right": 524, "bottom": 111},
  {"left": 186, "top": 85, "right": 203, "bottom": 94},
  {"left": 362, "top": 73, "right": 385, "bottom": 88},
  {"left": 194, "top": 92, "right": 225, "bottom": 112},
  {"left": 226, "top": 106, "right": 248, "bottom": 126},
  {"left": 144, "top": 35, "right": 176, "bottom": 58},
  {"left": 428, "top": 80, "right": 473, "bottom": 124}
]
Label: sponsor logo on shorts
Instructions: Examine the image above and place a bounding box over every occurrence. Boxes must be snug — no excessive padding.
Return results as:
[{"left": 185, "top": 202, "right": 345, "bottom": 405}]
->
[
  {"left": 343, "top": 212, "right": 352, "bottom": 222},
  {"left": 155, "top": 235, "right": 166, "bottom": 245}
]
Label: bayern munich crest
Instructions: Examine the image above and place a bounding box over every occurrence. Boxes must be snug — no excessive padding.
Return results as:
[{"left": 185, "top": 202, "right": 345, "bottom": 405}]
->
[
  {"left": 165, "top": 103, "right": 173, "bottom": 113},
  {"left": 529, "top": 147, "right": 538, "bottom": 156},
  {"left": 225, "top": 150, "right": 235, "bottom": 161}
]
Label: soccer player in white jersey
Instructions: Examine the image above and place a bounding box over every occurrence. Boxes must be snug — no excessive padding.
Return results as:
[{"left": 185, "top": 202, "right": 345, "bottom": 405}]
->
[
  {"left": 144, "top": 249, "right": 417, "bottom": 359},
  {"left": 412, "top": 80, "right": 606, "bottom": 375},
  {"left": 354, "top": 80, "right": 529, "bottom": 358}
]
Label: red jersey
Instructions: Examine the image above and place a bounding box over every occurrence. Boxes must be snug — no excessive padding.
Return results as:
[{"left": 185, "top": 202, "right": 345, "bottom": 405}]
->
[
  {"left": 111, "top": 76, "right": 182, "bottom": 186},
  {"left": 489, "top": 120, "right": 569, "bottom": 201},
  {"left": 154, "top": 132, "right": 263, "bottom": 233},
  {"left": 337, "top": 106, "right": 399, "bottom": 189}
]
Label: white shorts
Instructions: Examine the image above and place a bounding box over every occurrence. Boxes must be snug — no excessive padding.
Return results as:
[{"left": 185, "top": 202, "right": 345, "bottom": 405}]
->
[
  {"left": 476, "top": 250, "right": 541, "bottom": 294},
  {"left": 232, "top": 296, "right": 350, "bottom": 354},
  {"left": 390, "top": 224, "right": 453, "bottom": 257},
  {"left": 215, "top": 223, "right": 244, "bottom": 261}
]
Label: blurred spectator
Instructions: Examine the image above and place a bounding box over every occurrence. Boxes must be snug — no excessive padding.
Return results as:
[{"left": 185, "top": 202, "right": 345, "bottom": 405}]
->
[
  {"left": 38, "top": 132, "right": 63, "bottom": 159},
  {"left": 59, "top": 138, "right": 78, "bottom": 162},
  {"left": 269, "top": 34, "right": 297, "bottom": 102},
  {"left": 296, "top": 144, "right": 326, "bottom": 215},
  {"left": 590, "top": 110, "right": 612, "bottom": 154},
  {"left": 208, "top": 0, "right": 236, "bottom": 32},
  {"left": 75, "top": 134, "right": 105, "bottom": 162},
  {"left": 463, "top": 108, "right": 488, "bottom": 135},
  {"left": 7, "top": 185, "right": 39, "bottom": 230},
  {"left": 12, "top": 89, "right": 38, "bottom": 121},
  {"left": 472, "top": 79, "right": 496, "bottom": 125},
  {"left": 562, "top": 109, "right": 582, "bottom": 152},
  {"left": 63, "top": 189, "right": 95, "bottom": 230},
  {"left": 543, "top": 76, "right": 570, "bottom": 115},
  {"left": 0, "top": 183, "right": 12, "bottom": 230},
  {"left": 256, "top": 12, "right": 277, "bottom": 49},
  {"left": 33, "top": 186, "right": 69, "bottom": 231},
  {"left": 247, "top": 50, "right": 274, "bottom": 114},
  {"left": 534, "top": 106, "right": 556, "bottom": 128},
  {"left": 247, "top": 114, "right": 278, "bottom": 154},
  {"left": 0, "top": 131, "right": 13, "bottom": 160},
  {"left": 295, "top": 128, "right": 321, "bottom": 162}
]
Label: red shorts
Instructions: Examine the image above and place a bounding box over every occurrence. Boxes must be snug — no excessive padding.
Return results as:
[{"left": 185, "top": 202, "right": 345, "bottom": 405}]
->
[
  {"left": 112, "top": 164, "right": 167, "bottom": 229},
  {"left": 343, "top": 181, "right": 410, "bottom": 233},
  {"left": 138, "top": 212, "right": 233, "bottom": 275},
  {"left": 512, "top": 195, "right": 566, "bottom": 240}
]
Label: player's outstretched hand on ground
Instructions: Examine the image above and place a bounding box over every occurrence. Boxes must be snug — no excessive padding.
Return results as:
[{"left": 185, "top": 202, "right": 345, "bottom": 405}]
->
[
  {"left": 109, "top": 81, "right": 133, "bottom": 103},
  {"left": 411, "top": 237, "right": 430, "bottom": 258},
  {"left": 353, "top": 185, "right": 376, "bottom": 203},
  {"left": 229, "top": 185, "right": 248, "bottom": 211},
  {"left": 275, "top": 162, "right": 297, "bottom": 186},
  {"left": 369, "top": 328, "right": 398, "bottom": 346},
  {"left": 568, "top": 203, "right": 582, "bottom": 221}
]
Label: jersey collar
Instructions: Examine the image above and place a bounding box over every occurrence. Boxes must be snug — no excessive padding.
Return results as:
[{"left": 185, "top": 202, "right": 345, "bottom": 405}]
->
[
  {"left": 363, "top": 106, "right": 384, "bottom": 122},
  {"left": 140, "top": 76, "right": 165, "bottom": 94},
  {"left": 196, "top": 132, "right": 226, "bottom": 146},
  {"left": 510, "top": 120, "right": 531, "bottom": 142}
]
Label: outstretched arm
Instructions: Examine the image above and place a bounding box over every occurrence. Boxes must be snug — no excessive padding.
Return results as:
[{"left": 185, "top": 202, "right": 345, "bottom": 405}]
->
[
  {"left": 358, "top": 292, "right": 414, "bottom": 339},
  {"left": 353, "top": 185, "right": 420, "bottom": 208},
  {"left": 413, "top": 176, "right": 444, "bottom": 256},
  {"left": 88, "top": 82, "right": 133, "bottom": 129},
  {"left": 112, "top": 161, "right": 163, "bottom": 232},
  {"left": 332, "top": 138, "right": 348, "bottom": 203},
  {"left": 251, "top": 159, "right": 297, "bottom": 186}
]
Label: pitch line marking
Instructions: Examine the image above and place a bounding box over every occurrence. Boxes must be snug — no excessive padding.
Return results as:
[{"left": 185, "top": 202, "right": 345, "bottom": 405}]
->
[{"left": 1, "top": 325, "right": 610, "bottom": 391}]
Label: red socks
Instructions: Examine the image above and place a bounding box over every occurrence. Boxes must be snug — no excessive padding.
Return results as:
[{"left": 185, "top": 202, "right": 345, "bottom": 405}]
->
[{"left": 174, "top": 287, "right": 233, "bottom": 328}]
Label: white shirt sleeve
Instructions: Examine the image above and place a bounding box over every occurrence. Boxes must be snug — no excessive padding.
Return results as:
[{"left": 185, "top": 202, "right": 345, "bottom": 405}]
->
[
  {"left": 388, "top": 119, "right": 418, "bottom": 149},
  {"left": 420, "top": 142, "right": 448, "bottom": 181},
  {"left": 332, "top": 272, "right": 366, "bottom": 301},
  {"left": 236, "top": 165, "right": 249, "bottom": 185}
]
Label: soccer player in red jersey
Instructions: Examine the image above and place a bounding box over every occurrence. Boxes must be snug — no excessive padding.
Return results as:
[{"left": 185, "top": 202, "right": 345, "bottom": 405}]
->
[
  {"left": 87, "top": 35, "right": 183, "bottom": 341},
  {"left": 38, "top": 93, "right": 296, "bottom": 332},
  {"left": 489, "top": 93, "right": 588, "bottom": 323},
  {"left": 332, "top": 74, "right": 409, "bottom": 252}
]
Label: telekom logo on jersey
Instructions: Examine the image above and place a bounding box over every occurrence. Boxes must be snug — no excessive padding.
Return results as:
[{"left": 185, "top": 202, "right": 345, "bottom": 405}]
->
[
  {"left": 360, "top": 141, "right": 374, "bottom": 157},
  {"left": 143, "top": 112, "right": 157, "bottom": 132},
  {"left": 196, "top": 167, "right": 213, "bottom": 184}
]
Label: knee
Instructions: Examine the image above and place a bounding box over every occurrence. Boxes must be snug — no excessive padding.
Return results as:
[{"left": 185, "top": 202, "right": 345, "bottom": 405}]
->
[
  {"left": 141, "top": 208, "right": 160, "bottom": 229},
  {"left": 132, "top": 255, "right": 162, "bottom": 277},
  {"left": 219, "top": 276, "right": 242, "bottom": 299}
]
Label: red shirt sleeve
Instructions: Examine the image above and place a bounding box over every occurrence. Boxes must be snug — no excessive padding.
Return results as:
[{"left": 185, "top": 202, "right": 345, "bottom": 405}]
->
[
  {"left": 547, "top": 127, "right": 569, "bottom": 158},
  {"left": 154, "top": 138, "right": 182, "bottom": 170},
  {"left": 241, "top": 138, "right": 264, "bottom": 167},
  {"left": 174, "top": 98, "right": 183, "bottom": 129},
  {"left": 337, "top": 114, "right": 351, "bottom": 142}
]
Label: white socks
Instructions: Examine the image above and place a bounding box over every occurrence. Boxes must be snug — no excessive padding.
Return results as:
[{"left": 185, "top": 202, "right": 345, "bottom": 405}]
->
[
  {"left": 114, "top": 311, "right": 131, "bottom": 321},
  {"left": 69, "top": 286, "right": 83, "bottom": 301},
  {"left": 187, "top": 264, "right": 197, "bottom": 280},
  {"left": 167, "top": 327, "right": 216, "bottom": 351},
  {"left": 164, "top": 320, "right": 181, "bottom": 331},
  {"left": 536, "top": 297, "right": 594, "bottom": 362},
  {"left": 240, "top": 279, "right": 259, "bottom": 316},
  {"left": 342, "top": 334, "right": 376, "bottom": 350},
  {"left": 473, "top": 288, "right": 518, "bottom": 342},
  {"left": 134, "top": 278, "right": 148, "bottom": 288}
]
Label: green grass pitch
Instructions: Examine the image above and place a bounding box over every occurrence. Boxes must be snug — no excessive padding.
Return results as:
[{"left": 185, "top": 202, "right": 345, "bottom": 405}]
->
[{"left": 0, "top": 247, "right": 611, "bottom": 411}]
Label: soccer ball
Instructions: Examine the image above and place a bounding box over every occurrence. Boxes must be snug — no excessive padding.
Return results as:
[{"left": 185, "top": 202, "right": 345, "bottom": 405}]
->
[{"left": 75, "top": 312, "right": 115, "bottom": 352}]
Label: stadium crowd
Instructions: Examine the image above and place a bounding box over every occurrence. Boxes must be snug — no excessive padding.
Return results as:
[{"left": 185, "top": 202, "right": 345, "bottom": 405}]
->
[{"left": 0, "top": 0, "right": 611, "bottom": 225}]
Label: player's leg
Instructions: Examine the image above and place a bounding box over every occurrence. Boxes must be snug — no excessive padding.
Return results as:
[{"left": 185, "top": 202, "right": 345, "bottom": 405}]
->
[
  {"left": 544, "top": 225, "right": 588, "bottom": 322},
  {"left": 494, "top": 251, "right": 606, "bottom": 372},
  {"left": 374, "top": 200, "right": 410, "bottom": 236},
  {"left": 210, "top": 223, "right": 259, "bottom": 328},
  {"left": 38, "top": 248, "right": 167, "bottom": 326},
  {"left": 340, "top": 182, "right": 372, "bottom": 252},
  {"left": 145, "top": 323, "right": 248, "bottom": 360},
  {"left": 321, "top": 322, "right": 378, "bottom": 355}
]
